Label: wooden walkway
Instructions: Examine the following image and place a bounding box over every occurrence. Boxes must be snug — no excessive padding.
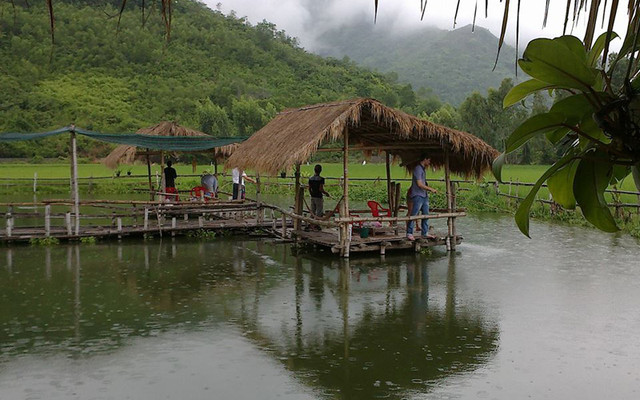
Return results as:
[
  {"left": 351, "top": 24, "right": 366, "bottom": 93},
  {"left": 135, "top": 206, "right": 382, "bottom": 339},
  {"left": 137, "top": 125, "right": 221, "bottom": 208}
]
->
[
  {"left": 2, "top": 199, "right": 463, "bottom": 256},
  {"left": 0, "top": 199, "right": 290, "bottom": 243},
  {"left": 1, "top": 218, "right": 287, "bottom": 242}
]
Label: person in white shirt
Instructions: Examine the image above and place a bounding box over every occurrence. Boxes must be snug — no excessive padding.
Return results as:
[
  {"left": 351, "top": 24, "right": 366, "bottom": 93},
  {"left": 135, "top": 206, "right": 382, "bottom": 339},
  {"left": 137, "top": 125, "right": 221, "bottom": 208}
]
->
[{"left": 231, "top": 168, "right": 255, "bottom": 200}]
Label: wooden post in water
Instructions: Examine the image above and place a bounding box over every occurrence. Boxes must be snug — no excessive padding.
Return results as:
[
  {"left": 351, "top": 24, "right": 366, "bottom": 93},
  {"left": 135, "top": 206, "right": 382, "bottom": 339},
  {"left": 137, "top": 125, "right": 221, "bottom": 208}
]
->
[
  {"left": 144, "top": 208, "right": 149, "bottom": 230},
  {"left": 171, "top": 217, "right": 176, "bottom": 237},
  {"left": 117, "top": 217, "right": 123, "bottom": 240},
  {"left": 281, "top": 213, "right": 287, "bottom": 238},
  {"left": 70, "top": 127, "right": 80, "bottom": 235},
  {"left": 6, "top": 206, "right": 13, "bottom": 238},
  {"left": 66, "top": 212, "right": 72, "bottom": 236},
  {"left": 444, "top": 149, "right": 454, "bottom": 251},
  {"left": 45, "top": 204, "right": 51, "bottom": 237}
]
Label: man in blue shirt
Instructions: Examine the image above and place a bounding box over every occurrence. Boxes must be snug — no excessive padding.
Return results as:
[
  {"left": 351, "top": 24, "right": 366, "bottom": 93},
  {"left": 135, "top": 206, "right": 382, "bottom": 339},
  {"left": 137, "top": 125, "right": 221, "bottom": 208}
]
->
[{"left": 407, "top": 154, "right": 437, "bottom": 241}]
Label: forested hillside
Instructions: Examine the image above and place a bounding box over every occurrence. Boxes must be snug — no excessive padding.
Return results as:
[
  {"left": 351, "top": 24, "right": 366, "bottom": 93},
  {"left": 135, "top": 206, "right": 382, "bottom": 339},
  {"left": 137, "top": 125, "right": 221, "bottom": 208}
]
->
[
  {"left": 315, "top": 21, "right": 519, "bottom": 105},
  {"left": 0, "top": 0, "right": 440, "bottom": 159}
]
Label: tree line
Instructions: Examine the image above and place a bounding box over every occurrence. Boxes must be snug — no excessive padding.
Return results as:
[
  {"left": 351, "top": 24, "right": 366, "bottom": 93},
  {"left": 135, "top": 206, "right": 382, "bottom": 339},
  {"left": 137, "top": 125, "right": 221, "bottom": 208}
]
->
[{"left": 1, "top": 0, "right": 546, "bottom": 164}]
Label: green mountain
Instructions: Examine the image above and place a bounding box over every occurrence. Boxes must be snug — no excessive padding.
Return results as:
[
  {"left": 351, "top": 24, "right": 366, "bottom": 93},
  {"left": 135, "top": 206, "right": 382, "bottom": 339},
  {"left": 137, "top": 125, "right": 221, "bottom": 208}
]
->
[
  {"left": 0, "top": 1, "right": 434, "bottom": 159},
  {"left": 315, "top": 21, "right": 519, "bottom": 105}
]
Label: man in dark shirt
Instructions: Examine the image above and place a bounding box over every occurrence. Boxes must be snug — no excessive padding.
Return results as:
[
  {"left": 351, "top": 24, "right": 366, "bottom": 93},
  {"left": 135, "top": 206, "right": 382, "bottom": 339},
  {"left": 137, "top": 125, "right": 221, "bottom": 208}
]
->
[
  {"left": 164, "top": 160, "right": 177, "bottom": 188},
  {"left": 308, "top": 164, "right": 330, "bottom": 219}
]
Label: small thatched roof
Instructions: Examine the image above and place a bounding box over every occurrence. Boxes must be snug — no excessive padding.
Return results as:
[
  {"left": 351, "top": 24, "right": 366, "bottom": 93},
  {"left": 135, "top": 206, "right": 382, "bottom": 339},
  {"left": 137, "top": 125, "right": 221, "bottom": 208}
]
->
[
  {"left": 102, "top": 121, "right": 226, "bottom": 168},
  {"left": 226, "top": 98, "right": 499, "bottom": 178}
]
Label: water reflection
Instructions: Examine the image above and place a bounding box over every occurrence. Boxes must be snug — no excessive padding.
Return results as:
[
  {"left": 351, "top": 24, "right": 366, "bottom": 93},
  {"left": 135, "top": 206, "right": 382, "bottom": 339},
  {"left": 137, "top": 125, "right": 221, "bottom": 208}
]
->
[{"left": 0, "top": 239, "right": 498, "bottom": 399}]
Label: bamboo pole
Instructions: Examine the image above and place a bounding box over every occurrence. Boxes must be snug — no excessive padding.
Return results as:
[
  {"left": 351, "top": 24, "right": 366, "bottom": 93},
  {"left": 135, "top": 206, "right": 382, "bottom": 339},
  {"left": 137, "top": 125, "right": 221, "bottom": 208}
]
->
[
  {"left": 386, "top": 152, "right": 392, "bottom": 208},
  {"left": 6, "top": 206, "right": 13, "bottom": 238},
  {"left": 146, "top": 148, "right": 153, "bottom": 201},
  {"left": 444, "top": 149, "right": 454, "bottom": 251},
  {"left": 70, "top": 128, "right": 80, "bottom": 235},
  {"left": 256, "top": 172, "right": 263, "bottom": 223},
  {"left": 45, "top": 204, "right": 51, "bottom": 237},
  {"left": 160, "top": 152, "right": 165, "bottom": 202},
  {"left": 294, "top": 164, "right": 301, "bottom": 231},
  {"left": 341, "top": 128, "right": 350, "bottom": 257},
  {"left": 66, "top": 212, "right": 72, "bottom": 235}
]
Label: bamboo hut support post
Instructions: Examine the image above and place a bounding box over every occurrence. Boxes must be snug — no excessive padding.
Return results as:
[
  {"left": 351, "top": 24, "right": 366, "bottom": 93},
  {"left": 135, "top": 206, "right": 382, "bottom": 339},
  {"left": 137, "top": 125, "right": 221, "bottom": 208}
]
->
[
  {"left": 340, "top": 128, "right": 351, "bottom": 258},
  {"left": 444, "top": 149, "right": 454, "bottom": 251},
  {"left": 256, "top": 172, "right": 263, "bottom": 223},
  {"left": 70, "top": 128, "right": 80, "bottom": 235},
  {"left": 294, "top": 164, "right": 301, "bottom": 231},
  {"left": 146, "top": 148, "right": 153, "bottom": 201},
  {"left": 385, "top": 152, "right": 392, "bottom": 208}
]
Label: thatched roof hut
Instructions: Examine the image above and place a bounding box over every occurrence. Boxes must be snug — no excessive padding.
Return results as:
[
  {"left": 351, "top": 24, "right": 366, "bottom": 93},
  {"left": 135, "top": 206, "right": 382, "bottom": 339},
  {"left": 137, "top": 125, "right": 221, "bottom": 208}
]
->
[
  {"left": 226, "top": 98, "right": 498, "bottom": 178},
  {"left": 103, "top": 121, "right": 225, "bottom": 168}
]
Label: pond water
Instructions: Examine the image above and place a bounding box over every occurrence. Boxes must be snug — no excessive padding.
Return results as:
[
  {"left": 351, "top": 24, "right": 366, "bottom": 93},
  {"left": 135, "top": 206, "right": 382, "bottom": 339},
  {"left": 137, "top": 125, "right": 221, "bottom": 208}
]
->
[{"left": 1, "top": 214, "right": 639, "bottom": 400}]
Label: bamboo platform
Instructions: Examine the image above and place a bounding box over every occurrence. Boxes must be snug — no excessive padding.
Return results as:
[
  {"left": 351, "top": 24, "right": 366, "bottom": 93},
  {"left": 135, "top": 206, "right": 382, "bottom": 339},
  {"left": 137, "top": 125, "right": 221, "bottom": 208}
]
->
[
  {"left": 0, "top": 199, "right": 291, "bottom": 243},
  {"left": 0, "top": 218, "right": 287, "bottom": 242},
  {"left": 292, "top": 227, "right": 463, "bottom": 255}
]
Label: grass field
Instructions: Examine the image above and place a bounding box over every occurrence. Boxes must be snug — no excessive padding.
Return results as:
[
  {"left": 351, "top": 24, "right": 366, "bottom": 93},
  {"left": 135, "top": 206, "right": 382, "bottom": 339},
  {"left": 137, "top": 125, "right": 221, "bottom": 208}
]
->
[
  {"left": 0, "top": 161, "right": 552, "bottom": 180},
  {"left": 1, "top": 162, "right": 636, "bottom": 192}
]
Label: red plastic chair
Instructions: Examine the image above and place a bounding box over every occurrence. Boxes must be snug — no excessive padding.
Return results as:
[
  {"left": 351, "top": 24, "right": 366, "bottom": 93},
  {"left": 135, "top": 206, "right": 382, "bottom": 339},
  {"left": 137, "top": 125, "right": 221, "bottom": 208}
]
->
[
  {"left": 165, "top": 186, "right": 180, "bottom": 202},
  {"left": 367, "top": 200, "right": 391, "bottom": 217},
  {"left": 190, "top": 186, "right": 213, "bottom": 201}
]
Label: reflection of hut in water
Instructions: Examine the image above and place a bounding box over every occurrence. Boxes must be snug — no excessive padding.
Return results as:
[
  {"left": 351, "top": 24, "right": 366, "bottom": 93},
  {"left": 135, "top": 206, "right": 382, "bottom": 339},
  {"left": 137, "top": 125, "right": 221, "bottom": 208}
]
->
[
  {"left": 227, "top": 98, "right": 498, "bottom": 257},
  {"left": 233, "top": 253, "right": 499, "bottom": 399}
]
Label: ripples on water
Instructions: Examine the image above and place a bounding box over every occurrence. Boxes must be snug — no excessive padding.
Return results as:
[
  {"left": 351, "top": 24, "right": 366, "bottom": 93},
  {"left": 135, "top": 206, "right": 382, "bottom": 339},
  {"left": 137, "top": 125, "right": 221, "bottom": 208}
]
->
[{"left": 1, "top": 214, "right": 639, "bottom": 399}]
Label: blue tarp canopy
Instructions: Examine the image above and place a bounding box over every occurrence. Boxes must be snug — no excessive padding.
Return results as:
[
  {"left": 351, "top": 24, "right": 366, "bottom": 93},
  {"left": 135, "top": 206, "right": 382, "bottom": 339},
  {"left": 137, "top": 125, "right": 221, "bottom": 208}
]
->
[{"left": 0, "top": 126, "right": 244, "bottom": 151}]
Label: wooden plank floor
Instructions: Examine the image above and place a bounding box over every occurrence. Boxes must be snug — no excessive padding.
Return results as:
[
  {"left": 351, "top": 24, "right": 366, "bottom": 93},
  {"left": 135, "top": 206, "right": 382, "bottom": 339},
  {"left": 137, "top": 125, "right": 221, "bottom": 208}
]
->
[
  {"left": 292, "top": 227, "right": 462, "bottom": 254},
  {"left": 1, "top": 218, "right": 287, "bottom": 242}
]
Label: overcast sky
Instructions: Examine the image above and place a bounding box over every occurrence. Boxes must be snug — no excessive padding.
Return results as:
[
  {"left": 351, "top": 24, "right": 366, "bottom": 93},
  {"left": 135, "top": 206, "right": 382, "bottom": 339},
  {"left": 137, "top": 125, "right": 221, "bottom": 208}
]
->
[{"left": 204, "top": 0, "right": 628, "bottom": 51}]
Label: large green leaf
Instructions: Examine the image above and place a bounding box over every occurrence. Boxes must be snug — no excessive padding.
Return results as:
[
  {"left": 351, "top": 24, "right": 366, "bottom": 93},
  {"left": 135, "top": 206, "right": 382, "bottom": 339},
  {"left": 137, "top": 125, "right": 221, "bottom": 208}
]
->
[
  {"left": 515, "top": 149, "right": 580, "bottom": 237},
  {"left": 503, "top": 79, "right": 556, "bottom": 107},
  {"left": 610, "top": 165, "right": 631, "bottom": 184},
  {"left": 547, "top": 160, "right": 579, "bottom": 209},
  {"left": 519, "top": 37, "right": 598, "bottom": 91},
  {"left": 546, "top": 127, "right": 570, "bottom": 144},
  {"left": 549, "top": 94, "right": 595, "bottom": 124},
  {"left": 492, "top": 152, "right": 507, "bottom": 183},
  {"left": 573, "top": 155, "right": 619, "bottom": 232},
  {"left": 556, "top": 35, "right": 588, "bottom": 61},
  {"left": 505, "top": 112, "right": 566, "bottom": 153},
  {"left": 587, "top": 31, "right": 619, "bottom": 67}
]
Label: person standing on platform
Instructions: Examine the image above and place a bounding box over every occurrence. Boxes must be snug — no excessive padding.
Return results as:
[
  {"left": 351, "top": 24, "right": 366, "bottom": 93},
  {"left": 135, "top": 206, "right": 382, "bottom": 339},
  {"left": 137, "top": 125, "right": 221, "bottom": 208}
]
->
[
  {"left": 201, "top": 171, "right": 218, "bottom": 198},
  {"left": 308, "top": 164, "right": 331, "bottom": 223},
  {"left": 232, "top": 168, "right": 255, "bottom": 200},
  {"left": 164, "top": 160, "right": 178, "bottom": 201},
  {"left": 406, "top": 154, "right": 437, "bottom": 241}
]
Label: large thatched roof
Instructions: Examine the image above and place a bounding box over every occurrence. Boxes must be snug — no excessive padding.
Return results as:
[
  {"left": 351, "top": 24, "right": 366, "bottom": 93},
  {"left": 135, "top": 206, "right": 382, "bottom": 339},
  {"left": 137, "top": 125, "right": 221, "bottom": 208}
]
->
[
  {"left": 226, "top": 98, "right": 499, "bottom": 178},
  {"left": 102, "top": 121, "right": 233, "bottom": 168}
]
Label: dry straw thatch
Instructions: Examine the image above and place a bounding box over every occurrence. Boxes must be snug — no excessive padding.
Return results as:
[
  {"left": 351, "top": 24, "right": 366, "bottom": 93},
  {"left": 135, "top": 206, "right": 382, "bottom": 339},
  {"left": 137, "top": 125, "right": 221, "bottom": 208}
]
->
[
  {"left": 102, "top": 121, "right": 232, "bottom": 168},
  {"left": 226, "top": 98, "right": 499, "bottom": 178}
]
